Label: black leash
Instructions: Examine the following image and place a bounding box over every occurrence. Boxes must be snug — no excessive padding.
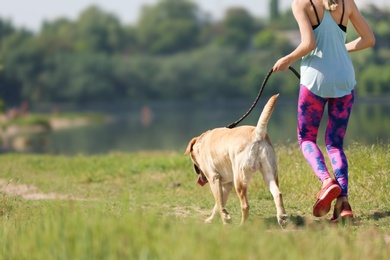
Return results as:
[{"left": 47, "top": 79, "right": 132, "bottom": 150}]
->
[{"left": 226, "top": 66, "right": 300, "bottom": 129}]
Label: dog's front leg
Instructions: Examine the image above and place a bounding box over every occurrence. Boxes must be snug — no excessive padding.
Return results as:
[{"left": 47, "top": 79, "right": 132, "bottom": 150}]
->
[
  {"left": 206, "top": 182, "right": 233, "bottom": 224},
  {"left": 205, "top": 204, "right": 218, "bottom": 224},
  {"left": 210, "top": 174, "right": 231, "bottom": 225}
]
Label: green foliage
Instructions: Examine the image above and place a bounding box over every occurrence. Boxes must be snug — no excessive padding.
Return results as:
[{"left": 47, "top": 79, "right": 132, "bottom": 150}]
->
[
  {"left": 213, "top": 7, "right": 255, "bottom": 50},
  {"left": 269, "top": 9, "right": 296, "bottom": 30},
  {"left": 76, "top": 6, "right": 126, "bottom": 54},
  {"left": 43, "top": 53, "right": 119, "bottom": 102},
  {"left": 270, "top": 0, "right": 280, "bottom": 21},
  {"left": 359, "top": 64, "right": 390, "bottom": 95},
  {"left": 0, "top": 0, "right": 389, "bottom": 106},
  {"left": 0, "top": 144, "right": 389, "bottom": 259},
  {"left": 137, "top": 0, "right": 202, "bottom": 54},
  {"left": 213, "top": 27, "right": 250, "bottom": 50},
  {"left": 0, "top": 99, "right": 4, "bottom": 113},
  {"left": 253, "top": 28, "right": 294, "bottom": 53}
]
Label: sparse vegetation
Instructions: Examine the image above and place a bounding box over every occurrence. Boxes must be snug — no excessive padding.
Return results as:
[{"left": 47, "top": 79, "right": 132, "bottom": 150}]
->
[{"left": 1, "top": 144, "right": 389, "bottom": 259}]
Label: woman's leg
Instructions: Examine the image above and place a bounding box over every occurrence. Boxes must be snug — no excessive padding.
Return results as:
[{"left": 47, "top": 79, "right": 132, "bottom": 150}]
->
[
  {"left": 298, "top": 86, "right": 344, "bottom": 217},
  {"left": 297, "top": 85, "right": 330, "bottom": 182},
  {"left": 325, "top": 90, "right": 355, "bottom": 198}
]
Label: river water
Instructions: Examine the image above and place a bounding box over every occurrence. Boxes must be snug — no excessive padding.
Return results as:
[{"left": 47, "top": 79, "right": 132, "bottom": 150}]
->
[{"left": 5, "top": 97, "right": 390, "bottom": 155}]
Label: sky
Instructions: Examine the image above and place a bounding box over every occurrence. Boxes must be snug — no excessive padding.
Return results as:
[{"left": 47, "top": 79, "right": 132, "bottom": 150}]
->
[{"left": 0, "top": 0, "right": 388, "bottom": 32}]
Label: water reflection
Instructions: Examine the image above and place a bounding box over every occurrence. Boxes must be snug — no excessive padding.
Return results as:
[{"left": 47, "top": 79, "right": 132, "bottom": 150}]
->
[{"left": 2, "top": 98, "right": 389, "bottom": 154}]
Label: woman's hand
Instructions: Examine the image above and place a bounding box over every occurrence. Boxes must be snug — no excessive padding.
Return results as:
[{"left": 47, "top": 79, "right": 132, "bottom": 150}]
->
[{"left": 273, "top": 56, "right": 292, "bottom": 72}]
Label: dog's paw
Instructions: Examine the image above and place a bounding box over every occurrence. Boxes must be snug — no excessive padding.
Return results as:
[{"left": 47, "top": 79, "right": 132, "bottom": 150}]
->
[
  {"left": 205, "top": 217, "right": 213, "bottom": 224},
  {"left": 222, "top": 216, "right": 232, "bottom": 225},
  {"left": 277, "top": 214, "right": 289, "bottom": 229},
  {"left": 222, "top": 210, "right": 232, "bottom": 225}
]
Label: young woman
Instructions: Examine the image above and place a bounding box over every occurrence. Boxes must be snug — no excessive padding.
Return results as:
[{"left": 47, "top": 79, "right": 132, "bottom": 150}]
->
[{"left": 273, "top": 0, "right": 375, "bottom": 221}]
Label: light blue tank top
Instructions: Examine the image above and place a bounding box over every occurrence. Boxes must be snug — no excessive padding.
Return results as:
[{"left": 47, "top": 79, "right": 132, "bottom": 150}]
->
[{"left": 301, "top": 11, "right": 356, "bottom": 98}]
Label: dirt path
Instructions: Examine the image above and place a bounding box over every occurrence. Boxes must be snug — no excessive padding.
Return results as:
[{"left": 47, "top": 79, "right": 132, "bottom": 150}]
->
[{"left": 0, "top": 178, "right": 78, "bottom": 200}]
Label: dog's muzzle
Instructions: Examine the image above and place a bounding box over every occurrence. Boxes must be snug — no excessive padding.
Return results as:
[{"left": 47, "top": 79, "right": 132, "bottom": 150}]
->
[{"left": 193, "top": 164, "right": 208, "bottom": 186}]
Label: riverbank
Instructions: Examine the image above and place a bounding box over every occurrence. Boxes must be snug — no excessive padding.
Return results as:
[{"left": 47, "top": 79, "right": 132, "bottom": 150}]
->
[{"left": 0, "top": 112, "right": 107, "bottom": 152}]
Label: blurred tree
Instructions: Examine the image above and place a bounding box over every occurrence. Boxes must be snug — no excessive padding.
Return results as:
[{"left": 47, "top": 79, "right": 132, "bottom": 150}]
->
[
  {"left": 269, "top": 9, "right": 296, "bottom": 30},
  {"left": 359, "top": 64, "right": 390, "bottom": 96},
  {"left": 122, "top": 25, "right": 140, "bottom": 54},
  {"left": 1, "top": 37, "right": 45, "bottom": 104},
  {"left": 270, "top": 0, "right": 280, "bottom": 21},
  {"left": 253, "top": 29, "right": 292, "bottom": 54},
  {"left": 0, "top": 20, "right": 19, "bottom": 105},
  {"left": 137, "top": 0, "right": 203, "bottom": 54},
  {"left": 0, "top": 99, "right": 5, "bottom": 113},
  {"left": 0, "top": 3, "right": 389, "bottom": 106},
  {"left": 224, "top": 7, "right": 254, "bottom": 32},
  {"left": 241, "top": 50, "right": 299, "bottom": 98},
  {"left": 113, "top": 55, "right": 160, "bottom": 100},
  {"left": 39, "top": 18, "right": 76, "bottom": 54},
  {"left": 0, "top": 19, "right": 16, "bottom": 39},
  {"left": 213, "top": 7, "right": 255, "bottom": 50},
  {"left": 0, "top": 19, "right": 32, "bottom": 68},
  {"left": 73, "top": 6, "right": 126, "bottom": 53},
  {"left": 152, "top": 46, "right": 248, "bottom": 100},
  {"left": 253, "top": 29, "right": 275, "bottom": 49},
  {"left": 361, "top": 5, "right": 390, "bottom": 51},
  {"left": 39, "top": 53, "right": 121, "bottom": 102}
]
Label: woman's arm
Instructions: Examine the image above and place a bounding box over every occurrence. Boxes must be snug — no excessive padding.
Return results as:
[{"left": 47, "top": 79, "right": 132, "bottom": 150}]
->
[
  {"left": 273, "top": 0, "right": 316, "bottom": 72},
  {"left": 345, "top": 0, "right": 375, "bottom": 52}
]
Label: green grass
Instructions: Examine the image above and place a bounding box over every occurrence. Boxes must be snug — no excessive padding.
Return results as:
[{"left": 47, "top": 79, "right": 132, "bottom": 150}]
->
[{"left": 1, "top": 144, "right": 389, "bottom": 259}]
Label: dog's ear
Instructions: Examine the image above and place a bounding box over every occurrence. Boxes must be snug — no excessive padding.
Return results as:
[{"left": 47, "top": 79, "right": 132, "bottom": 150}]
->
[{"left": 184, "top": 137, "right": 197, "bottom": 155}]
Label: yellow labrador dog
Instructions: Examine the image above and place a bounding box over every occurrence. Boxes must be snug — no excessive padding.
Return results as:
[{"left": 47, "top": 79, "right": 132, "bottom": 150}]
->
[{"left": 185, "top": 94, "right": 287, "bottom": 227}]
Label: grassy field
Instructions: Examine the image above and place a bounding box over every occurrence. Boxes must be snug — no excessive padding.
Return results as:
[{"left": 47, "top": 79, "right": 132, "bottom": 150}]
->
[{"left": 1, "top": 144, "right": 389, "bottom": 259}]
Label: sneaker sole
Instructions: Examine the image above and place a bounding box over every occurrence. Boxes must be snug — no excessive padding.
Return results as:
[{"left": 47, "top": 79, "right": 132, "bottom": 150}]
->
[
  {"left": 340, "top": 210, "right": 353, "bottom": 218},
  {"left": 332, "top": 213, "right": 354, "bottom": 224},
  {"left": 313, "top": 185, "right": 342, "bottom": 217}
]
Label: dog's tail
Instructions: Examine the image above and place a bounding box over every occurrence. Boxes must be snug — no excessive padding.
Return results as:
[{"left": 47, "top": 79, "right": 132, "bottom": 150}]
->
[{"left": 255, "top": 94, "right": 279, "bottom": 140}]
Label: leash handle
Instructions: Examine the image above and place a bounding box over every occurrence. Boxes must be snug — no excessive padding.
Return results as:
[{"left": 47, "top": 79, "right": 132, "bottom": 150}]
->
[{"left": 226, "top": 66, "right": 300, "bottom": 129}]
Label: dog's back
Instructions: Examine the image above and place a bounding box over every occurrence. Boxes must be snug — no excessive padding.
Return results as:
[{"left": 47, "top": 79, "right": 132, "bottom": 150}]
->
[{"left": 186, "top": 94, "right": 279, "bottom": 179}]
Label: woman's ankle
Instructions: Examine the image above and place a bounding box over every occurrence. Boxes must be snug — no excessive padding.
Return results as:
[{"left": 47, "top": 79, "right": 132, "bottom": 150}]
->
[
  {"left": 322, "top": 177, "right": 333, "bottom": 187},
  {"left": 335, "top": 196, "right": 348, "bottom": 208}
]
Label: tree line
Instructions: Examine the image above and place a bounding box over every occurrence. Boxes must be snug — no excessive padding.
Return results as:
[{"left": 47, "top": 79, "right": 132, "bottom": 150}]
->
[{"left": 0, "top": 0, "right": 389, "bottom": 107}]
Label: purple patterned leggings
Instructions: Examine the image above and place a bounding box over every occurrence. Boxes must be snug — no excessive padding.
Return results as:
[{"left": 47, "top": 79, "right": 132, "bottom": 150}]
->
[{"left": 297, "top": 85, "right": 355, "bottom": 197}]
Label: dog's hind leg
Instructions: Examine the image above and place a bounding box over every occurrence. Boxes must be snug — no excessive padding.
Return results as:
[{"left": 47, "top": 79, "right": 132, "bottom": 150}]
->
[
  {"left": 268, "top": 178, "right": 288, "bottom": 228},
  {"left": 234, "top": 169, "right": 252, "bottom": 225},
  {"left": 260, "top": 148, "right": 288, "bottom": 228},
  {"left": 205, "top": 182, "right": 233, "bottom": 224},
  {"left": 262, "top": 172, "right": 288, "bottom": 227},
  {"left": 234, "top": 175, "right": 251, "bottom": 225}
]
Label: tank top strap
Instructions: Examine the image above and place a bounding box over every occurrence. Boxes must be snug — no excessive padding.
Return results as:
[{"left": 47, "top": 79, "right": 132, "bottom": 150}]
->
[
  {"left": 339, "top": 0, "right": 347, "bottom": 32},
  {"left": 339, "top": 0, "right": 345, "bottom": 25},
  {"left": 310, "top": 0, "right": 321, "bottom": 25}
]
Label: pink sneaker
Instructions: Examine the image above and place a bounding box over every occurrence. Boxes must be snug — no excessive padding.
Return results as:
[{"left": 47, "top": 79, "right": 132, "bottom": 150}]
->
[
  {"left": 313, "top": 179, "right": 342, "bottom": 217},
  {"left": 331, "top": 201, "right": 354, "bottom": 223}
]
